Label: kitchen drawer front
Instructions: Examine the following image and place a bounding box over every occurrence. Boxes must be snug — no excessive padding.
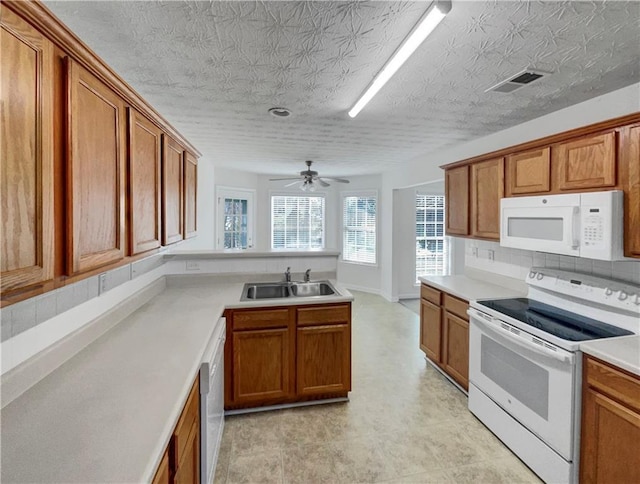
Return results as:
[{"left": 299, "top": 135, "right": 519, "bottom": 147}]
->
[
  {"left": 443, "top": 294, "right": 469, "bottom": 320},
  {"left": 297, "top": 304, "right": 351, "bottom": 327},
  {"left": 420, "top": 284, "right": 441, "bottom": 305},
  {"left": 231, "top": 308, "right": 291, "bottom": 331},
  {"left": 172, "top": 377, "right": 199, "bottom": 466},
  {"left": 584, "top": 356, "right": 640, "bottom": 412}
]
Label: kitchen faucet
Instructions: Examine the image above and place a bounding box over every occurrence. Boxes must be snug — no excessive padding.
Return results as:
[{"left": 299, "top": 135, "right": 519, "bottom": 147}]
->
[
  {"left": 285, "top": 267, "right": 291, "bottom": 283},
  {"left": 304, "top": 269, "right": 311, "bottom": 282}
]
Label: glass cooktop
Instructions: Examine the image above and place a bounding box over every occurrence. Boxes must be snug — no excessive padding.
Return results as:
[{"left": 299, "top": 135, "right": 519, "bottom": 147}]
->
[{"left": 477, "top": 298, "right": 634, "bottom": 341}]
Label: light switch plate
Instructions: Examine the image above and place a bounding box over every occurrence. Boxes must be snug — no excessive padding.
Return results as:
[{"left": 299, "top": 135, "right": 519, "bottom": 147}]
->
[{"left": 98, "top": 273, "right": 107, "bottom": 295}]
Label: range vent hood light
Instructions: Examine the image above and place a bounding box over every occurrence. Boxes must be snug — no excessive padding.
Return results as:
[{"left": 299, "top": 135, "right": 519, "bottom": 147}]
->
[{"left": 348, "top": 0, "right": 451, "bottom": 118}]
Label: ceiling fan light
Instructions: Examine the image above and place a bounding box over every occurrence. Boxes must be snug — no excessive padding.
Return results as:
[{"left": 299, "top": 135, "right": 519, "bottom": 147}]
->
[{"left": 348, "top": 0, "right": 451, "bottom": 118}]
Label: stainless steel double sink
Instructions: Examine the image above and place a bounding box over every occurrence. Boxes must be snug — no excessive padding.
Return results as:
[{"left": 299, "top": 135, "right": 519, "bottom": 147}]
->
[{"left": 241, "top": 281, "right": 337, "bottom": 301}]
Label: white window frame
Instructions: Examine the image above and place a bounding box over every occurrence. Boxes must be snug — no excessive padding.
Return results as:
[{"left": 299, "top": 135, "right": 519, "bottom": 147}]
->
[
  {"left": 215, "top": 186, "right": 256, "bottom": 250},
  {"left": 341, "top": 190, "right": 378, "bottom": 266},
  {"left": 269, "top": 191, "right": 327, "bottom": 250},
  {"left": 415, "top": 192, "right": 451, "bottom": 282}
]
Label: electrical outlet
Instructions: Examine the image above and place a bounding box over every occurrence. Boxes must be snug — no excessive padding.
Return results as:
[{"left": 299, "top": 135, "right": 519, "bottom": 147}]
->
[
  {"left": 488, "top": 249, "right": 495, "bottom": 261},
  {"left": 472, "top": 247, "right": 479, "bottom": 257},
  {"left": 98, "top": 273, "right": 107, "bottom": 295},
  {"left": 186, "top": 261, "right": 200, "bottom": 271}
]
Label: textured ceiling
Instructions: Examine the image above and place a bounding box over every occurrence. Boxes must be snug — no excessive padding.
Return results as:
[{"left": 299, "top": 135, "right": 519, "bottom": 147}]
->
[{"left": 44, "top": 1, "right": 640, "bottom": 177}]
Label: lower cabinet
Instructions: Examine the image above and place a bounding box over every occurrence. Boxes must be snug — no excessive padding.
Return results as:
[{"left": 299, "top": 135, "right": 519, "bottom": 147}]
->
[
  {"left": 224, "top": 303, "right": 352, "bottom": 409},
  {"left": 419, "top": 283, "right": 469, "bottom": 391},
  {"left": 153, "top": 376, "right": 200, "bottom": 484},
  {"left": 580, "top": 355, "right": 640, "bottom": 484}
]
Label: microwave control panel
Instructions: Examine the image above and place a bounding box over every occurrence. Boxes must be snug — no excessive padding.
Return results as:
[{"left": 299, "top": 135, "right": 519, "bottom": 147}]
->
[{"left": 579, "top": 190, "right": 623, "bottom": 260}]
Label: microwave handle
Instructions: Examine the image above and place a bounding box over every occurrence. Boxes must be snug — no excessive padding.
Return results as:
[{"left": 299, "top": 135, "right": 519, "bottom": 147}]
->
[{"left": 570, "top": 206, "right": 580, "bottom": 249}]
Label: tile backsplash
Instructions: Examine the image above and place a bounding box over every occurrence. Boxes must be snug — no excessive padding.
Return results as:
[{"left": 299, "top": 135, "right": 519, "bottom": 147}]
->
[{"left": 465, "top": 240, "right": 640, "bottom": 285}]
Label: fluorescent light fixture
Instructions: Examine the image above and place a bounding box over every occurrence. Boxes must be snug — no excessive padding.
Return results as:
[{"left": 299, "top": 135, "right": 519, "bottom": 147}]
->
[{"left": 348, "top": 0, "right": 451, "bottom": 118}]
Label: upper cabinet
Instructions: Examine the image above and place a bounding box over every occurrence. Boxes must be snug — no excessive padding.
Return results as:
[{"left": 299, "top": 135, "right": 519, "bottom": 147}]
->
[
  {"left": 184, "top": 152, "right": 198, "bottom": 239},
  {"left": 66, "top": 58, "right": 126, "bottom": 275},
  {"left": 470, "top": 158, "right": 504, "bottom": 239},
  {"left": 505, "top": 147, "right": 550, "bottom": 196},
  {"left": 128, "top": 109, "right": 162, "bottom": 255},
  {"left": 1, "top": 8, "right": 55, "bottom": 293},
  {"left": 553, "top": 132, "right": 616, "bottom": 191},
  {"left": 621, "top": 125, "right": 640, "bottom": 257},
  {"left": 162, "top": 135, "right": 184, "bottom": 245},
  {"left": 445, "top": 166, "right": 469, "bottom": 236}
]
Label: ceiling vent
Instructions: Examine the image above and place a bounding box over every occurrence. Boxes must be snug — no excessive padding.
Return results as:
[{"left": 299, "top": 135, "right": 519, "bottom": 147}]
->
[{"left": 486, "top": 69, "right": 549, "bottom": 93}]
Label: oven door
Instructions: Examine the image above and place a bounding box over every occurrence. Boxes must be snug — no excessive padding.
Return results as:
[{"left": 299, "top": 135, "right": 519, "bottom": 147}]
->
[{"left": 469, "top": 310, "right": 576, "bottom": 460}]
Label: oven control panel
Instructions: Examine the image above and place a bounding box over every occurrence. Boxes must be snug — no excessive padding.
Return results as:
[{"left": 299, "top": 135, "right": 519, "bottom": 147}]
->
[{"left": 527, "top": 267, "right": 640, "bottom": 314}]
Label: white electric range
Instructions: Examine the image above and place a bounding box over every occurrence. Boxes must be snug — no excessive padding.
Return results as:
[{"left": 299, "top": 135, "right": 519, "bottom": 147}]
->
[{"left": 467, "top": 267, "right": 639, "bottom": 484}]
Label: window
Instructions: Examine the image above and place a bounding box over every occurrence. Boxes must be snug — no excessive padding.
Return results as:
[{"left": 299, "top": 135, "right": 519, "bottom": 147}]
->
[
  {"left": 271, "top": 195, "right": 325, "bottom": 249},
  {"left": 416, "top": 194, "right": 450, "bottom": 280},
  {"left": 216, "top": 188, "right": 254, "bottom": 249},
  {"left": 342, "top": 193, "right": 377, "bottom": 264}
]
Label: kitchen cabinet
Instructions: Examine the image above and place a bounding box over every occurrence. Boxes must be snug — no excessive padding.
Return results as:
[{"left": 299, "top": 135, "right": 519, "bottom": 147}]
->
[
  {"left": 621, "top": 124, "right": 640, "bottom": 257},
  {"left": 67, "top": 58, "right": 126, "bottom": 275},
  {"left": 419, "top": 283, "right": 469, "bottom": 391},
  {"left": 224, "top": 303, "right": 352, "bottom": 409},
  {"left": 128, "top": 109, "right": 162, "bottom": 255},
  {"left": 153, "top": 375, "right": 200, "bottom": 484},
  {"left": 580, "top": 355, "right": 640, "bottom": 484},
  {"left": 162, "top": 135, "right": 184, "bottom": 246},
  {"left": 505, "top": 147, "right": 550, "bottom": 196},
  {"left": 554, "top": 132, "right": 616, "bottom": 191},
  {"left": 296, "top": 305, "right": 351, "bottom": 396},
  {"left": 470, "top": 157, "right": 504, "bottom": 240},
  {"left": 419, "top": 285, "right": 442, "bottom": 362},
  {"left": 184, "top": 152, "right": 198, "bottom": 239},
  {"left": 1, "top": 8, "right": 55, "bottom": 293},
  {"left": 445, "top": 166, "right": 469, "bottom": 236}
]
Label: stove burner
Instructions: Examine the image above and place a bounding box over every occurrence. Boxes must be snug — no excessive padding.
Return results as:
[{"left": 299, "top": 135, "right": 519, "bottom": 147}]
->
[{"left": 478, "top": 298, "right": 633, "bottom": 342}]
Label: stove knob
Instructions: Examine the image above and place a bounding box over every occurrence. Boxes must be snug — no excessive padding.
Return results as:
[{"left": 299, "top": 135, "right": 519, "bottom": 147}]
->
[
  {"left": 536, "top": 273, "right": 544, "bottom": 280},
  {"left": 605, "top": 287, "right": 614, "bottom": 296},
  {"left": 529, "top": 271, "right": 537, "bottom": 279},
  {"left": 618, "top": 291, "right": 628, "bottom": 301},
  {"left": 634, "top": 294, "right": 640, "bottom": 306}
]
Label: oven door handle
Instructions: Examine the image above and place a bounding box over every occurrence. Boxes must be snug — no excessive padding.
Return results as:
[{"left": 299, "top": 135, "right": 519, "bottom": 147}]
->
[{"left": 468, "top": 309, "right": 574, "bottom": 364}]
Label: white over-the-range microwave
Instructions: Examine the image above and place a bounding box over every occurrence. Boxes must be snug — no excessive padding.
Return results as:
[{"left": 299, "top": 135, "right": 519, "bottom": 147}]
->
[{"left": 500, "top": 190, "right": 624, "bottom": 261}]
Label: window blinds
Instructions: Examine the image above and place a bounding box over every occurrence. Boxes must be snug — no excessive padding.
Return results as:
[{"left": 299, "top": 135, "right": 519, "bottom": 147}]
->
[
  {"left": 343, "top": 195, "right": 377, "bottom": 264},
  {"left": 416, "top": 194, "right": 450, "bottom": 279},
  {"left": 271, "top": 196, "right": 325, "bottom": 249}
]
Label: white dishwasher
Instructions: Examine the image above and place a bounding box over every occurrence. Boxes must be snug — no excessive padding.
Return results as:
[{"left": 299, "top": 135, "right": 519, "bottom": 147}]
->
[{"left": 200, "top": 317, "right": 226, "bottom": 484}]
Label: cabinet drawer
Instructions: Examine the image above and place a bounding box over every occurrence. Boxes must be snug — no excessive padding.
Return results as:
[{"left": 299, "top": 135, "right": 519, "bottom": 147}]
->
[
  {"left": 297, "top": 304, "right": 350, "bottom": 327},
  {"left": 232, "top": 308, "right": 290, "bottom": 331},
  {"left": 172, "top": 378, "right": 199, "bottom": 466},
  {"left": 443, "top": 294, "right": 469, "bottom": 320},
  {"left": 420, "top": 284, "right": 441, "bottom": 305},
  {"left": 585, "top": 356, "right": 640, "bottom": 413}
]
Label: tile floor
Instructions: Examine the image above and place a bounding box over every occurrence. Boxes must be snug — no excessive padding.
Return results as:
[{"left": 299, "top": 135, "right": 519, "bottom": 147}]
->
[{"left": 214, "top": 291, "right": 541, "bottom": 484}]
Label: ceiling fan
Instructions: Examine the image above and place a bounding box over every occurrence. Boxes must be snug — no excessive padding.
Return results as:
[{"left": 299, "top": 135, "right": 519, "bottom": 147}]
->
[{"left": 269, "top": 160, "right": 350, "bottom": 191}]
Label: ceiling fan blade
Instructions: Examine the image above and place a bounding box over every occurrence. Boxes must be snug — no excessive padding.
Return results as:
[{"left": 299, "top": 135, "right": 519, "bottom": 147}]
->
[
  {"left": 319, "top": 177, "right": 350, "bottom": 183},
  {"left": 269, "top": 177, "right": 303, "bottom": 181},
  {"left": 284, "top": 180, "right": 302, "bottom": 187},
  {"left": 315, "top": 178, "right": 330, "bottom": 187}
]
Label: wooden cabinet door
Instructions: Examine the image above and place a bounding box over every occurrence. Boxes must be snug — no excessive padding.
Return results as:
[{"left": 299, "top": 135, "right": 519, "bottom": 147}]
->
[
  {"left": 162, "top": 135, "right": 184, "bottom": 245},
  {"left": 471, "top": 157, "right": 504, "bottom": 239},
  {"left": 442, "top": 311, "right": 469, "bottom": 390},
  {"left": 555, "top": 132, "right": 616, "bottom": 191},
  {"left": 621, "top": 125, "right": 640, "bottom": 257},
  {"left": 420, "top": 298, "right": 441, "bottom": 364},
  {"left": 580, "top": 388, "right": 640, "bottom": 483},
  {"left": 232, "top": 327, "right": 293, "bottom": 404},
  {"left": 445, "top": 166, "right": 469, "bottom": 236},
  {"left": 297, "top": 324, "right": 351, "bottom": 396},
  {"left": 67, "top": 58, "right": 126, "bottom": 275},
  {"left": 174, "top": 421, "right": 200, "bottom": 484},
  {"left": 183, "top": 152, "right": 197, "bottom": 239},
  {"left": 128, "top": 109, "right": 162, "bottom": 255},
  {"left": 1, "top": 8, "right": 55, "bottom": 293},
  {"left": 152, "top": 449, "right": 170, "bottom": 484},
  {"left": 505, "top": 147, "right": 550, "bottom": 196}
]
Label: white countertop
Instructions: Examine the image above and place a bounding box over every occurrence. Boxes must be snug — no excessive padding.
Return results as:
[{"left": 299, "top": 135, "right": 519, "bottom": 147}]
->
[
  {"left": 419, "top": 275, "right": 526, "bottom": 301},
  {"left": 581, "top": 336, "right": 640, "bottom": 377},
  {"left": 0, "top": 278, "right": 352, "bottom": 482}
]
